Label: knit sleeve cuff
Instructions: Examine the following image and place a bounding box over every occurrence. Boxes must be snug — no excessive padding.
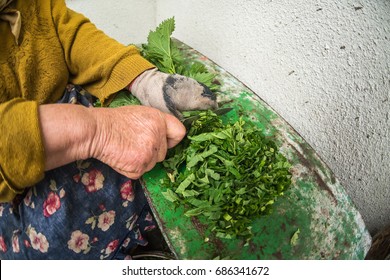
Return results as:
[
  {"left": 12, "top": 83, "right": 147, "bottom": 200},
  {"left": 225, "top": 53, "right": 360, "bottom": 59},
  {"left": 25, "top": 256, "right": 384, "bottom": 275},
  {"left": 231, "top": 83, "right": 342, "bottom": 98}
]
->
[
  {"left": 0, "top": 99, "right": 45, "bottom": 200},
  {"left": 83, "top": 47, "right": 155, "bottom": 105}
]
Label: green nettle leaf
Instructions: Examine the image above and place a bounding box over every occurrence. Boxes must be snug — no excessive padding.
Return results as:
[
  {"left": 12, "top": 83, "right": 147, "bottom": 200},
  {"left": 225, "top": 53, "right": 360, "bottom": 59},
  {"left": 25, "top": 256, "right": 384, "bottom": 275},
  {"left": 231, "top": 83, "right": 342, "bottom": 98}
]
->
[
  {"left": 187, "top": 145, "right": 218, "bottom": 168},
  {"left": 206, "top": 169, "right": 220, "bottom": 180},
  {"left": 290, "top": 228, "right": 300, "bottom": 246},
  {"left": 142, "top": 17, "right": 178, "bottom": 74},
  {"left": 162, "top": 189, "right": 179, "bottom": 203},
  {"left": 235, "top": 188, "right": 247, "bottom": 195},
  {"left": 141, "top": 17, "right": 220, "bottom": 92},
  {"left": 188, "top": 133, "right": 215, "bottom": 142},
  {"left": 175, "top": 173, "right": 196, "bottom": 194},
  {"left": 108, "top": 91, "right": 141, "bottom": 108},
  {"left": 182, "top": 189, "right": 200, "bottom": 197},
  {"left": 223, "top": 213, "right": 233, "bottom": 221},
  {"left": 184, "top": 207, "right": 204, "bottom": 217}
]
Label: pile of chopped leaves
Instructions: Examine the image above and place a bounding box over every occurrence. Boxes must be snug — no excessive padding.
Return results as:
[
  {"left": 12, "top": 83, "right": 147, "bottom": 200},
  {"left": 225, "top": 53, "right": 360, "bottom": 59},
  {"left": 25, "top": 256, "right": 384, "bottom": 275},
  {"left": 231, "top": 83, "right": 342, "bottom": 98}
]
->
[{"left": 161, "top": 110, "right": 292, "bottom": 242}]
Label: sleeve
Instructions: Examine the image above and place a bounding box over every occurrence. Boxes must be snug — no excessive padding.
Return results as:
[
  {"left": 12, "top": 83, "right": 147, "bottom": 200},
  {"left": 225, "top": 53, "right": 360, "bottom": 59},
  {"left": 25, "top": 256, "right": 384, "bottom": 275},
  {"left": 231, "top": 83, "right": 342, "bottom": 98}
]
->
[
  {"left": 0, "top": 99, "right": 46, "bottom": 202},
  {"left": 50, "top": 0, "right": 155, "bottom": 104}
]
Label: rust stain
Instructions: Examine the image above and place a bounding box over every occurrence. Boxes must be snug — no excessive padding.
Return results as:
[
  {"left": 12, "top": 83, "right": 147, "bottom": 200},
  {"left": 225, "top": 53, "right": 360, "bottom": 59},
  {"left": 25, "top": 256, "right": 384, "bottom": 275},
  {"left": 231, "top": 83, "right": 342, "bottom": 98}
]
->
[
  {"left": 247, "top": 237, "right": 266, "bottom": 257},
  {"left": 248, "top": 242, "right": 258, "bottom": 254},
  {"left": 343, "top": 241, "right": 351, "bottom": 248},
  {"left": 210, "top": 236, "right": 226, "bottom": 254},
  {"left": 190, "top": 217, "right": 208, "bottom": 236},
  {"left": 272, "top": 251, "right": 283, "bottom": 260},
  {"left": 190, "top": 217, "right": 225, "bottom": 255},
  {"left": 290, "top": 145, "right": 337, "bottom": 205},
  {"left": 298, "top": 142, "right": 337, "bottom": 185}
]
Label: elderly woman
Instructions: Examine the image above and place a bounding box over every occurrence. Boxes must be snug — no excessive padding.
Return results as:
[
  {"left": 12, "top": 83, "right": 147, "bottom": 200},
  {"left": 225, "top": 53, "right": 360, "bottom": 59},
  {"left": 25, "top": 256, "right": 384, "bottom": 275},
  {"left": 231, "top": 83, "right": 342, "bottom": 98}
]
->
[{"left": 0, "top": 0, "right": 216, "bottom": 259}]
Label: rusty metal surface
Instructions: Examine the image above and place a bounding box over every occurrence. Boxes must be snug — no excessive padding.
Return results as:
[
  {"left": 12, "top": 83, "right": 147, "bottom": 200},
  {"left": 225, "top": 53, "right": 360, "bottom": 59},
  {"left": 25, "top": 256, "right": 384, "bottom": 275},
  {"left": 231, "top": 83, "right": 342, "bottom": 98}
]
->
[{"left": 141, "top": 39, "right": 372, "bottom": 259}]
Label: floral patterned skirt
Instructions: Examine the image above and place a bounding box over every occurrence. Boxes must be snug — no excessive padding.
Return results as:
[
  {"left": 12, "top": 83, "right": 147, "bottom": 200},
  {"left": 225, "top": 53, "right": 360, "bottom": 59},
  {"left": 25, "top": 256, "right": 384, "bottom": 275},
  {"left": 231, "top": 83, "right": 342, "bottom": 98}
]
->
[
  {"left": 0, "top": 159, "right": 162, "bottom": 259},
  {"left": 0, "top": 86, "right": 165, "bottom": 259}
]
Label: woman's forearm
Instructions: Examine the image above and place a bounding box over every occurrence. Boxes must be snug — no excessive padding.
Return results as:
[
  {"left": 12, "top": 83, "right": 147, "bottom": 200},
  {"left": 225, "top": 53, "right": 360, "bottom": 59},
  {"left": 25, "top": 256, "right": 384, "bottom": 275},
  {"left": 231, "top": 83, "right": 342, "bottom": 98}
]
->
[
  {"left": 38, "top": 103, "right": 186, "bottom": 178},
  {"left": 38, "top": 104, "right": 96, "bottom": 171}
]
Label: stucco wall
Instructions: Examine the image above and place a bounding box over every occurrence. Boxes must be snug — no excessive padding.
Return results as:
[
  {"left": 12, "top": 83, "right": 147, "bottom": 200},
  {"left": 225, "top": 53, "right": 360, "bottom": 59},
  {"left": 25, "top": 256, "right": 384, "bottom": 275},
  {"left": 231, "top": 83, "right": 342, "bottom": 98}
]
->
[
  {"left": 66, "top": 0, "right": 156, "bottom": 44},
  {"left": 66, "top": 0, "right": 389, "bottom": 235}
]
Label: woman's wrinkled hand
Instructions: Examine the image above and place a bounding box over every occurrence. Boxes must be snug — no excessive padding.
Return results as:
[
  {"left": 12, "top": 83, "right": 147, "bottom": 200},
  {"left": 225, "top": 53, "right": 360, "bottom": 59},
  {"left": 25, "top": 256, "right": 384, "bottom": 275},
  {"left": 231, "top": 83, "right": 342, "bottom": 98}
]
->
[{"left": 89, "top": 105, "right": 186, "bottom": 179}]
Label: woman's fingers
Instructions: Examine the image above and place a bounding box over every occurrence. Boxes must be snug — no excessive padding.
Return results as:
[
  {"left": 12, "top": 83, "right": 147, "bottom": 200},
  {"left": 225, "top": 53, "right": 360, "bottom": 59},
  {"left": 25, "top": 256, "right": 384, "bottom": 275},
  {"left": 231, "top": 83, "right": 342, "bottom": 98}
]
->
[{"left": 163, "top": 113, "right": 186, "bottom": 149}]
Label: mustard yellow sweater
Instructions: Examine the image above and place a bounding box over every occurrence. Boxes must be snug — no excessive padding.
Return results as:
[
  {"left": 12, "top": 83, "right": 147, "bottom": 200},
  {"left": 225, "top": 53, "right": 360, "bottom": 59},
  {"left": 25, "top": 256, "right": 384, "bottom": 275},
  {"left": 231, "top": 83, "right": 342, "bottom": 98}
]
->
[{"left": 0, "top": 0, "right": 154, "bottom": 202}]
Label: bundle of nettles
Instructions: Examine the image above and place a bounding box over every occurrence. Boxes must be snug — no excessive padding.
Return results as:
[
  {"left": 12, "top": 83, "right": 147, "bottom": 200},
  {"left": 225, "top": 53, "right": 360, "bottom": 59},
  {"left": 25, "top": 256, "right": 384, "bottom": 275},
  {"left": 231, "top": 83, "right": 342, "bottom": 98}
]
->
[
  {"left": 112, "top": 17, "right": 292, "bottom": 242},
  {"left": 141, "top": 17, "right": 219, "bottom": 92}
]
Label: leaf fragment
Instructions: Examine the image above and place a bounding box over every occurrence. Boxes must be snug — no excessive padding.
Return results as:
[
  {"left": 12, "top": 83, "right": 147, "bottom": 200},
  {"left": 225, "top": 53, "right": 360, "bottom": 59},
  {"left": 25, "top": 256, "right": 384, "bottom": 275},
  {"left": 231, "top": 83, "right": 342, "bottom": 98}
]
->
[
  {"left": 175, "top": 173, "right": 195, "bottom": 194},
  {"left": 162, "top": 189, "right": 179, "bottom": 203},
  {"left": 290, "top": 228, "right": 300, "bottom": 246}
]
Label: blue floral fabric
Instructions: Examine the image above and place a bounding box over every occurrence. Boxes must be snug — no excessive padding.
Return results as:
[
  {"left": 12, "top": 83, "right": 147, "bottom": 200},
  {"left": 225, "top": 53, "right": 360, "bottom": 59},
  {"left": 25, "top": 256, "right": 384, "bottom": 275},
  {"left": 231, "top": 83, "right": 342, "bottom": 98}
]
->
[{"left": 0, "top": 85, "right": 159, "bottom": 259}]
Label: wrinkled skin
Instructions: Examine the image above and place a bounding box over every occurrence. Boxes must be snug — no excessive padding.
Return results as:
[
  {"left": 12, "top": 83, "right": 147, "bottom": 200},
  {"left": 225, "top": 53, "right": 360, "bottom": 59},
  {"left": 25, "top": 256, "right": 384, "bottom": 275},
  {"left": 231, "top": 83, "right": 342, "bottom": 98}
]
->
[{"left": 90, "top": 105, "right": 186, "bottom": 179}]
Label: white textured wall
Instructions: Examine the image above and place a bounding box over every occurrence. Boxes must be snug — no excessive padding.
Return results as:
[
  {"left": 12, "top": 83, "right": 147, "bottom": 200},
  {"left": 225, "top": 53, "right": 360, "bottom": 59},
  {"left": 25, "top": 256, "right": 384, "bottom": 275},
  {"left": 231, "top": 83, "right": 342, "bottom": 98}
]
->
[
  {"left": 66, "top": 0, "right": 389, "bottom": 235},
  {"left": 66, "top": 0, "right": 156, "bottom": 44}
]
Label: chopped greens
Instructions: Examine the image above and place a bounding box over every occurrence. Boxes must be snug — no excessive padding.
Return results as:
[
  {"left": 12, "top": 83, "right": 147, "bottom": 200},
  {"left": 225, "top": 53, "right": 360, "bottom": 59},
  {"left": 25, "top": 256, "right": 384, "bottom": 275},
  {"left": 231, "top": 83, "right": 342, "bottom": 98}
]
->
[
  {"left": 108, "top": 91, "right": 141, "bottom": 107},
  {"left": 94, "top": 90, "right": 141, "bottom": 108},
  {"left": 290, "top": 228, "right": 301, "bottom": 246},
  {"left": 162, "top": 111, "right": 292, "bottom": 242}
]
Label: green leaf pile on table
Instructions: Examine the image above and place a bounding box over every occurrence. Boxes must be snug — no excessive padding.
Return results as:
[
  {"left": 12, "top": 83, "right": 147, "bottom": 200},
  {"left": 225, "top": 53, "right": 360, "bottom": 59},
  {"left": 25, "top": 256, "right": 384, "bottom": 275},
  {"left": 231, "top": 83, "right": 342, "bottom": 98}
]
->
[{"left": 162, "top": 110, "right": 291, "bottom": 242}]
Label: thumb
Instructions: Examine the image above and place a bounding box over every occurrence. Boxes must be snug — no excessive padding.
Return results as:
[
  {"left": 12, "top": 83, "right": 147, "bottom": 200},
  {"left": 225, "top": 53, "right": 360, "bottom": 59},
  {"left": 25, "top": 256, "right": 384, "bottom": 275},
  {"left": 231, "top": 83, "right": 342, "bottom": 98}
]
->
[{"left": 161, "top": 112, "right": 186, "bottom": 148}]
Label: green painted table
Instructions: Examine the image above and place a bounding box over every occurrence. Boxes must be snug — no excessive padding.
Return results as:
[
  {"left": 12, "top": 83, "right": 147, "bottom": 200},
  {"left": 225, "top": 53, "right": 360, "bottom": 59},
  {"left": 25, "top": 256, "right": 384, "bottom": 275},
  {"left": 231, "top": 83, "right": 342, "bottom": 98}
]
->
[{"left": 141, "top": 39, "right": 371, "bottom": 260}]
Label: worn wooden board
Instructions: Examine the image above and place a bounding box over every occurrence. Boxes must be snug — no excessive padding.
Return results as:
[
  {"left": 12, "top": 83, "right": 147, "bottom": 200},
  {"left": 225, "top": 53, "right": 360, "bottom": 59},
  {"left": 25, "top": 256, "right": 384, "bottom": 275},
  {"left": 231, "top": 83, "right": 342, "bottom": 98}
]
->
[{"left": 141, "top": 39, "right": 371, "bottom": 260}]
